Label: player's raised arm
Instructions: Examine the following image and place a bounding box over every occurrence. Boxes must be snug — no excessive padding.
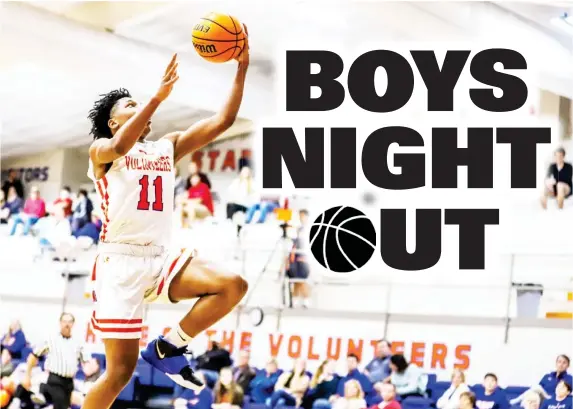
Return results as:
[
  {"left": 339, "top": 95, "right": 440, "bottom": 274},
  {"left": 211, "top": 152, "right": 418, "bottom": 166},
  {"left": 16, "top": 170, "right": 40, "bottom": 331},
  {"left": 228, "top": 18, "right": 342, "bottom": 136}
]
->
[
  {"left": 167, "top": 27, "right": 250, "bottom": 163},
  {"left": 89, "top": 54, "right": 180, "bottom": 165}
]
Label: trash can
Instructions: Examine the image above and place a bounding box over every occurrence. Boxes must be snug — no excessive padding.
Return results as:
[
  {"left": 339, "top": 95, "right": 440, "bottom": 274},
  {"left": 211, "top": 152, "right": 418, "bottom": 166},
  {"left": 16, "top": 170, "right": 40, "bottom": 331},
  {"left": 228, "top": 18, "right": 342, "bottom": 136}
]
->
[{"left": 515, "top": 283, "right": 544, "bottom": 318}]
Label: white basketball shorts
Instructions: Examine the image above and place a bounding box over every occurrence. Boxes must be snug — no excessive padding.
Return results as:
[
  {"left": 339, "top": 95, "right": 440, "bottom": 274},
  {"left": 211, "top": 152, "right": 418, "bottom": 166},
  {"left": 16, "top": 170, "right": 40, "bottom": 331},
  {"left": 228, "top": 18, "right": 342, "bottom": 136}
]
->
[{"left": 89, "top": 242, "right": 195, "bottom": 339}]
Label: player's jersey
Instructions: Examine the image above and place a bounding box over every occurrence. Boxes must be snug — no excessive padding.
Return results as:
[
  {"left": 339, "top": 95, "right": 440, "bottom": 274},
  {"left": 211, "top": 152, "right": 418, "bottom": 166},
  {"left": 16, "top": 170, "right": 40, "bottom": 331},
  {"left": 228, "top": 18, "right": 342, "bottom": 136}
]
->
[{"left": 87, "top": 138, "right": 175, "bottom": 246}]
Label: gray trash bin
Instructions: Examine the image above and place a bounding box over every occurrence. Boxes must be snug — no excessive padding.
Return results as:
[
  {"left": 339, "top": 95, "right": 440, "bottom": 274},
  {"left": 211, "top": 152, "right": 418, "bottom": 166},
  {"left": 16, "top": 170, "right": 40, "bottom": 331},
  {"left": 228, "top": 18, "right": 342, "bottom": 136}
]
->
[{"left": 515, "top": 283, "right": 544, "bottom": 318}]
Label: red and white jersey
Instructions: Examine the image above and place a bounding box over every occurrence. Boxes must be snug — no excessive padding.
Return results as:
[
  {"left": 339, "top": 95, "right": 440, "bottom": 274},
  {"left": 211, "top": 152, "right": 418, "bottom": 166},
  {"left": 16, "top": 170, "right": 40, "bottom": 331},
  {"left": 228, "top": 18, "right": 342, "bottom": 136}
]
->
[{"left": 87, "top": 138, "right": 175, "bottom": 246}]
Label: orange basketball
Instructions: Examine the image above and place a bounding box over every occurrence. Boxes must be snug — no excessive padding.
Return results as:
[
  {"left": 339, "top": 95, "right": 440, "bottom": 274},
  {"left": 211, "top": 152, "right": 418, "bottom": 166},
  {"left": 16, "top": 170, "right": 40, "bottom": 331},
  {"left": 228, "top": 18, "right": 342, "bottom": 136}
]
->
[
  {"left": 0, "top": 390, "right": 11, "bottom": 408},
  {"left": 0, "top": 377, "right": 15, "bottom": 395},
  {"left": 192, "top": 12, "right": 246, "bottom": 63}
]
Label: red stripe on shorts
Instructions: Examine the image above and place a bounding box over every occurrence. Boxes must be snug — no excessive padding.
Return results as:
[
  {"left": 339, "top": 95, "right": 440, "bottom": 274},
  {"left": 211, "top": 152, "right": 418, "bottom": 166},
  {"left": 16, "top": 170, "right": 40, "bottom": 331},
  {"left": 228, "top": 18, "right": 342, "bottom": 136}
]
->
[
  {"left": 91, "top": 318, "right": 141, "bottom": 333},
  {"left": 92, "top": 311, "right": 142, "bottom": 324},
  {"left": 157, "top": 250, "right": 185, "bottom": 296}
]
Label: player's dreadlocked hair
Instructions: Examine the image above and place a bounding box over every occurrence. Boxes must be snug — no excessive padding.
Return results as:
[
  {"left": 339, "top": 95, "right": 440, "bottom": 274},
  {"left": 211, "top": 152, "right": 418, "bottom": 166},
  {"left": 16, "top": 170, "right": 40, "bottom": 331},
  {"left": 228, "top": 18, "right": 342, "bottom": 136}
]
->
[{"left": 88, "top": 88, "right": 131, "bottom": 139}]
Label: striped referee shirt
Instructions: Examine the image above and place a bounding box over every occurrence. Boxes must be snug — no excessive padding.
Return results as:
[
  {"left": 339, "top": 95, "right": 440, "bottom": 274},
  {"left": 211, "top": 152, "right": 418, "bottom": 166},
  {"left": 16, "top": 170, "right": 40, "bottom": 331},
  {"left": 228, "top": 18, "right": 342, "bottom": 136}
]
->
[{"left": 33, "top": 333, "right": 88, "bottom": 378}]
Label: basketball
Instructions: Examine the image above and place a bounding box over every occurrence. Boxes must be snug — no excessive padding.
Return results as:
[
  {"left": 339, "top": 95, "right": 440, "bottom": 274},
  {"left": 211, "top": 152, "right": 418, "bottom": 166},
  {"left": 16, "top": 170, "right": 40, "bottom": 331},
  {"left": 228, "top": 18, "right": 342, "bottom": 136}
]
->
[
  {"left": 309, "top": 206, "right": 376, "bottom": 273},
  {"left": 192, "top": 12, "right": 246, "bottom": 63},
  {"left": 0, "top": 390, "right": 11, "bottom": 408}
]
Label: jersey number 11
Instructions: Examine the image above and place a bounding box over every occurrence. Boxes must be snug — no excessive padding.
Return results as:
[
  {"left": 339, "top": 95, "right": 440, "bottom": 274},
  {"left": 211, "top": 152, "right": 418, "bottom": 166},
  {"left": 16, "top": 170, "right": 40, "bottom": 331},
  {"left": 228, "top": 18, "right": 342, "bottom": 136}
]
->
[{"left": 137, "top": 175, "right": 163, "bottom": 211}]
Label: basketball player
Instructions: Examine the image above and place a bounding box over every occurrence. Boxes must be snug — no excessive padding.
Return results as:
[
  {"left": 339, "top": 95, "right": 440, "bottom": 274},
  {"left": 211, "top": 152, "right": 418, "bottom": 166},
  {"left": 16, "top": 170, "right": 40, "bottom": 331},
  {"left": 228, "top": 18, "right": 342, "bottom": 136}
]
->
[{"left": 81, "top": 32, "right": 250, "bottom": 409}]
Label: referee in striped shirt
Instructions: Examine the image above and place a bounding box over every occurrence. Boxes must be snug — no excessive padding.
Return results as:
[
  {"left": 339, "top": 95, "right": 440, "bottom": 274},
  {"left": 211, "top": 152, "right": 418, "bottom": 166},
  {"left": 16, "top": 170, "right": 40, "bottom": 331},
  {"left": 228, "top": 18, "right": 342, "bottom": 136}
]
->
[{"left": 20, "top": 312, "right": 89, "bottom": 409}]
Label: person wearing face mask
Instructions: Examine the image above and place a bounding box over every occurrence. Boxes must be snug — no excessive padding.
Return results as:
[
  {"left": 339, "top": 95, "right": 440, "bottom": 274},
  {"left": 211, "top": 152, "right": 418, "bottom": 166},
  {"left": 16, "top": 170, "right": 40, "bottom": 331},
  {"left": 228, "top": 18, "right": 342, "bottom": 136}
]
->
[
  {"left": 541, "top": 381, "right": 572, "bottom": 409},
  {"left": 472, "top": 373, "right": 509, "bottom": 409},
  {"left": 437, "top": 370, "right": 470, "bottom": 409}
]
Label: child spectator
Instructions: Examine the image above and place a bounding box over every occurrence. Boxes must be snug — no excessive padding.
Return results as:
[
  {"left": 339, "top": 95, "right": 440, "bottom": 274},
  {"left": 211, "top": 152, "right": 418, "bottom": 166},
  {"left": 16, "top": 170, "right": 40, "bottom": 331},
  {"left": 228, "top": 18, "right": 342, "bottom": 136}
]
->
[
  {"left": 365, "top": 340, "right": 392, "bottom": 385},
  {"left": 473, "top": 373, "right": 509, "bottom": 409},
  {"left": 0, "top": 187, "right": 23, "bottom": 224},
  {"left": 268, "top": 359, "right": 310, "bottom": 409},
  {"left": 460, "top": 392, "right": 477, "bottom": 409},
  {"left": 389, "top": 355, "right": 427, "bottom": 399},
  {"left": 333, "top": 380, "right": 367, "bottom": 409},
  {"left": 541, "top": 381, "right": 572, "bottom": 409},
  {"left": 437, "top": 370, "right": 470, "bottom": 409},
  {"left": 226, "top": 166, "right": 255, "bottom": 220},
  {"left": 232, "top": 350, "right": 257, "bottom": 395},
  {"left": 9, "top": 186, "right": 45, "bottom": 236},
  {"left": 174, "top": 373, "right": 213, "bottom": 409},
  {"left": 307, "top": 359, "right": 340, "bottom": 409},
  {"left": 333, "top": 354, "right": 374, "bottom": 406},
  {"left": 183, "top": 174, "right": 213, "bottom": 227},
  {"left": 71, "top": 189, "right": 93, "bottom": 233},
  {"left": 250, "top": 359, "right": 281, "bottom": 404},
  {"left": 213, "top": 367, "right": 244, "bottom": 409},
  {"left": 369, "top": 383, "right": 401, "bottom": 409}
]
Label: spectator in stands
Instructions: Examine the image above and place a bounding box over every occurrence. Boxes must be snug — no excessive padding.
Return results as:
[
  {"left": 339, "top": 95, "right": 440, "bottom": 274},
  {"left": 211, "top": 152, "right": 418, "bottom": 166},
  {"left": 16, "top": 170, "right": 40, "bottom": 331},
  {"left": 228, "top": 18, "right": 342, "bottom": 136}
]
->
[
  {"left": 71, "top": 189, "right": 93, "bottom": 233},
  {"left": 540, "top": 355, "right": 572, "bottom": 399},
  {"left": 186, "top": 161, "right": 212, "bottom": 190},
  {"left": 0, "top": 186, "right": 23, "bottom": 224},
  {"left": 250, "top": 358, "right": 281, "bottom": 404},
  {"left": 540, "top": 381, "right": 572, "bottom": 409},
  {"left": 2, "top": 169, "right": 24, "bottom": 199},
  {"left": 183, "top": 174, "right": 214, "bottom": 227},
  {"left": 333, "top": 354, "right": 374, "bottom": 406},
  {"left": 541, "top": 147, "right": 573, "bottom": 210},
  {"left": 518, "top": 391, "right": 541, "bottom": 409},
  {"left": 333, "top": 380, "right": 367, "bottom": 409},
  {"left": 174, "top": 372, "right": 213, "bottom": 409},
  {"left": 437, "top": 369, "right": 470, "bottom": 409},
  {"left": 72, "top": 213, "right": 102, "bottom": 244},
  {"left": 196, "top": 341, "right": 232, "bottom": 388},
  {"left": 226, "top": 165, "right": 255, "bottom": 220},
  {"left": 213, "top": 367, "right": 245, "bottom": 409},
  {"left": 369, "top": 383, "right": 401, "bottom": 409},
  {"left": 37, "top": 205, "right": 72, "bottom": 250},
  {"left": 460, "top": 392, "right": 477, "bottom": 409},
  {"left": 473, "top": 373, "right": 509, "bottom": 409},
  {"left": 232, "top": 350, "right": 256, "bottom": 395},
  {"left": 71, "top": 358, "right": 103, "bottom": 407},
  {"left": 1, "top": 320, "right": 26, "bottom": 378},
  {"left": 51, "top": 186, "right": 73, "bottom": 217},
  {"left": 9, "top": 186, "right": 45, "bottom": 236},
  {"left": 268, "top": 358, "right": 310, "bottom": 409},
  {"left": 288, "top": 209, "right": 311, "bottom": 308},
  {"left": 306, "top": 359, "right": 340, "bottom": 409},
  {"left": 365, "top": 340, "right": 392, "bottom": 385},
  {"left": 389, "top": 355, "right": 427, "bottom": 399}
]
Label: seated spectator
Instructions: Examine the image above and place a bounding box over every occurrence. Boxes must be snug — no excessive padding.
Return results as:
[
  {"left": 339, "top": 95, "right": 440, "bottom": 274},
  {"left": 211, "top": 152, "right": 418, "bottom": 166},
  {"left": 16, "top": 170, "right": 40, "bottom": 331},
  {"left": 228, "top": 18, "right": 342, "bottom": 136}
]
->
[
  {"left": 541, "top": 147, "right": 573, "bottom": 210},
  {"left": 389, "top": 355, "right": 427, "bottom": 399},
  {"left": 2, "top": 169, "right": 24, "bottom": 199},
  {"left": 365, "top": 340, "right": 392, "bottom": 386},
  {"left": 182, "top": 174, "right": 214, "bottom": 227},
  {"left": 268, "top": 359, "right": 310, "bottom": 409},
  {"left": 1, "top": 320, "right": 27, "bottom": 360},
  {"left": 307, "top": 359, "right": 340, "bottom": 409},
  {"left": 71, "top": 189, "right": 93, "bottom": 233},
  {"left": 333, "top": 354, "right": 374, "bottom": 406},
  {"left": 186, "top": 161, "right": 212, "bottom": 190},
  {"left": 73, "top": 213, "right": 102, "bottom": 244},
  {"left": 0, "top": 187, "right": 23, "bottom": 224},
  {"left": 174, "top": 373, "right": 213, "bottom": 409},
  {"left": 472, "top": 373, "right": 509, "bottom": 409},
  {"left": 196, "top": 341, "right": 232, "bottom": 388},
  {"left": 541, "top": 381, "right": 572, "bottom": 409},
  {"left": 213, "top": 367, "right": 245, "bottom": 409},
  {"left": 287, "top": 209, "right": 311, "bottom": 308},
  {"left": 250, "top": 358, "right": 281, "bottom": 404},
  {"left": 369, "top": 383, "right": 401, "bottom": 409},
  {"left": 437, "top": 369, "right": 470, "bottom": 409},
  {"left": 52, "top": 186, "right": 73, "bottom": 217},
  {"left": 460, "top": 392, "right": 477, "bottom": 409},
  {"left": 232, "top": 350, "right": 256, "bottom": 395},
  {"left": 333, "top": 380, "right": 367, "bottom": 409},
  {"left": 517, "top": 391, "right": 541, "bottom": 409},
  {"left": 37, "top": 206, "right": 72, "bottom": 249},
  {"left": 9, "top": 186, "right": 46, "bottom": 236},
  {"left": 71, "top": 358, "right": 103, "bottom": 407},
  {"left": 226, "top": 165, "right": 255, "bottom": 220},
  {"left": 245, "top": 195, "right": 282, "bottom": 224},
  {"left": 511, "top": 355, "right": 572, "bottom": 406}
]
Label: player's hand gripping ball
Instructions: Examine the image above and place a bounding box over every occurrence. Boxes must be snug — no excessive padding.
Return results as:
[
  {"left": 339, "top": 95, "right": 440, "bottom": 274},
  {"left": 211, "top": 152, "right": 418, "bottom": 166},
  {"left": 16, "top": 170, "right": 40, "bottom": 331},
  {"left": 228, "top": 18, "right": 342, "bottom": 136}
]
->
[{"left": 192, "top": 12, "right": 246, "bottom": 63}]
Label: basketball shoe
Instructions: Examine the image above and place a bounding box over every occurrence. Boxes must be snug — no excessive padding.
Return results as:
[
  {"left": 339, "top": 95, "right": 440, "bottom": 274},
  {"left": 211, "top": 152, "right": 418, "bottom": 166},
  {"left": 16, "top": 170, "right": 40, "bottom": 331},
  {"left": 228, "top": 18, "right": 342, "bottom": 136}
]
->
[{"left": 141, "top": 335, "right": 203, "bottom": 390}]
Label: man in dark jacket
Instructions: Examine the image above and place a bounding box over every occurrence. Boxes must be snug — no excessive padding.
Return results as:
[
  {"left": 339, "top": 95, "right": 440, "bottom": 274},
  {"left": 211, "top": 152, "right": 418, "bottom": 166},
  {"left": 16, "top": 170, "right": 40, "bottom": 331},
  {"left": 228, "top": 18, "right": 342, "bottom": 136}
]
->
[
  {"left": 232, "top": 350, "right": 257, "bottom": 394},
  {"left": 196, "top": 342, "right": 232, "bottom": 388}
]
